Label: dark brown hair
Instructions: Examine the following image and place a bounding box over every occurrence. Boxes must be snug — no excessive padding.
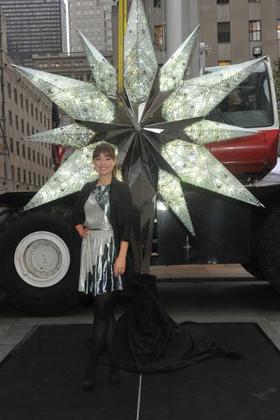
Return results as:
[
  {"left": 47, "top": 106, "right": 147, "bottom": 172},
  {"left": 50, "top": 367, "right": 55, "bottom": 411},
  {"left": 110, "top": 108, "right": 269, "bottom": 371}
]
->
[{"left": 92, "top": 142, "right": 118, "bottom": 177}]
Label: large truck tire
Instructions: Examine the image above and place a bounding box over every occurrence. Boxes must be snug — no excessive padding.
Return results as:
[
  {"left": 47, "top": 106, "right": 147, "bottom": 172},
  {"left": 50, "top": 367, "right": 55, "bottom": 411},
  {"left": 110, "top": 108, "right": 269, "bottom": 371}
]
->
[
  {"left": 258, "top": 205, "right": 280, "bottom": 294},
  {"left": 0, "top": 205, "right": 81, "bottom": 314}
]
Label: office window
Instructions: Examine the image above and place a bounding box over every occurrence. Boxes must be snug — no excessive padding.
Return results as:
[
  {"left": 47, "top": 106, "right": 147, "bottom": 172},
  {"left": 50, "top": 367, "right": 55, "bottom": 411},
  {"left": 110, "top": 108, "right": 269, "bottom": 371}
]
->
[
  {"left": 28, "top": 147, "right": 31, "bottom": 160},
  {"left": 17, "top": 167, "right": 21, "bottom": 182},
  {"left": 217, "top": 0, "right": 229, "bottom": 4},
  {"left": 8, "top": 110, "right": 12, "bottom": 126},
  {"left": 44, "top": 115, "right": 46, "bottom": 127},
  {"left": 218, "top": 60, "right": 231, "bottom": 66},
  {"left": 32, "top": 126, "right": 35, "bottom": 135},
  {"left": 14, "top": 88, "right": 18, "bottom": 104},
  {"left": 22, "top": 144, "right": 26, "bottom": 158},
  {"left": 40, "top": 111, "right": 42, "bottom": 124},
  {"left": 218, "top": 22, "right": 231, "bottom": 43},
  {"left": 249, "top": 20, "right": 261, "bottom": 41},
  {"left": 25, "top": 99, "right": 29, "bottom": 113},
  {"left": 33, "top": 150, "right": 35, "bottom": 162},
  {"left": 27, "top": 123, "right": 30, "bottom": 136},
  {"left": 31, "top": 103, "right": 34, "bottom": 117},
  {"left": 21, "top": 119, "right": 24, "bottom": 134},
  {"left": 16, "top": 142, "right": 19, "bottom": 156},
  {"left": 37, "top": 151, "right": 40, "bottom": 164},
  {"left": 11, "top": 165, "right": 14, "bottom": 179},
  {"left": 277, "top": 19, "right": 280, "bottom": 40},
  {"left": 20, "top": 94, "right": 23, "bottom": 109},
  {"left": 154, "top": 25, "right": 164, "bottom": 49},
  {"left": 29, "top": 171, "right": 32, "bottom": 183},
  {"left": 10, "top": 138, "right": 13, "bottom": 153},
  {"left": 23, "top": 169, "right": 26, "bottom": 183},
  {"left": 7, "top": 82, "right": 11, "bottom": 99},
  {"left": 15, "top": 115, "right": 19, "bottom": 130}
]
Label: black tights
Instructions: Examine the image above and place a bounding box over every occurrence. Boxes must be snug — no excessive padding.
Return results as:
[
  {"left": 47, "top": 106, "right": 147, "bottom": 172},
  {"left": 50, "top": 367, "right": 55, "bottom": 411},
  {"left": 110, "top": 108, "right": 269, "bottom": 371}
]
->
[{"left": 85, "top": 293, "right": 118, "bottom": 379}]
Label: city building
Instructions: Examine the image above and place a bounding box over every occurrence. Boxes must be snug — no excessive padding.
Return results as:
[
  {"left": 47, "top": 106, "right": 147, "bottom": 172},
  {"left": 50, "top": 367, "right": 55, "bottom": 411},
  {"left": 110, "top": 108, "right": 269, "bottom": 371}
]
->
[
  {"left": 68, "top": 0, "right": 114, "bottom": 53},
  {"left": 199, "top": 0, "right": 280, "bottom": 68},
  {"left": 112, "top": 0, "right": 166, "bottom": 65},
  {"left": 0, "top": 14, "right": 54, "bottom": 193},
  {"left": 0, "top": 0, "right": 67, "bottom": 66}
]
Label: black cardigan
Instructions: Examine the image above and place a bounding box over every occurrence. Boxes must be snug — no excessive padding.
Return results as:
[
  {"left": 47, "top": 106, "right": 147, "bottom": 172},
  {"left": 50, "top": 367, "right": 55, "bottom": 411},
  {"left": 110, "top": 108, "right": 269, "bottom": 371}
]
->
[{"left": 71, "top": 178, "right": 133, "bottom": 254}]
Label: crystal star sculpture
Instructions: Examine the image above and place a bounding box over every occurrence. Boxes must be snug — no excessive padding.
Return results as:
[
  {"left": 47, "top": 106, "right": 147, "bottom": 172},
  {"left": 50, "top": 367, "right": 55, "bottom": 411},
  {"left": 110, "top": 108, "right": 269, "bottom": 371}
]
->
[{"left": 13, "top": 0, "right": 264, "bottom": 271}]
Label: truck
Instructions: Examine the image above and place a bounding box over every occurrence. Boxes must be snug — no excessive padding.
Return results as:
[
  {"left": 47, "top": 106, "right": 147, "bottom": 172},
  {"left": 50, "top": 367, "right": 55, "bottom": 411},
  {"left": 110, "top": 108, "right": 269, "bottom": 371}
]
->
[{"left": 0, "top": 56, "right": 279, "bottom": 314}]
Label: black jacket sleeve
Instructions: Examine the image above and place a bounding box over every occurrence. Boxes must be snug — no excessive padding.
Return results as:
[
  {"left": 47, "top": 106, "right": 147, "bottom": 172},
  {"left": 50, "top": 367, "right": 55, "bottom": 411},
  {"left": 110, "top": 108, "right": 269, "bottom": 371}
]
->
[
  {"left": 71, "top": 183, "right": 89, "bottom": 228},
  {"left": 119, "top": 184, "right": 133, "bottom": 243}
]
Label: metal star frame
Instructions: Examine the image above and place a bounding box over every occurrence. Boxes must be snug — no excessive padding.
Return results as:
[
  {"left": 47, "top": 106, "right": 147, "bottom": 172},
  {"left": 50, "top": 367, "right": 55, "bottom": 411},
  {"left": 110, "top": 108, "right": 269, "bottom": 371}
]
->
[{"left": 13, "top": 0, "right": 264, "bottom": 272}]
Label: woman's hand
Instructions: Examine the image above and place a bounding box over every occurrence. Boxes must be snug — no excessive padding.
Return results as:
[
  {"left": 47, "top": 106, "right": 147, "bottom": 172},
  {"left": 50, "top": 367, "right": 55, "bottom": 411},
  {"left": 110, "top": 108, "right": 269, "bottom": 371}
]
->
[
  {"left": 114, "top": 255, "right": 126, "bottom": 277},
  {"left": 75, "top": 224, "right": 89, "bottom": 239}
]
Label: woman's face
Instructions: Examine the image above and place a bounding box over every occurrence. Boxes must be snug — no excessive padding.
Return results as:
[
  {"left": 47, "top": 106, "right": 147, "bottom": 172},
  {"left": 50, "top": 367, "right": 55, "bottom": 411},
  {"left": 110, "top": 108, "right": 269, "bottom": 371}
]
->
[{"left": 93, "top": 152, "right": 116, "bottom": 177}]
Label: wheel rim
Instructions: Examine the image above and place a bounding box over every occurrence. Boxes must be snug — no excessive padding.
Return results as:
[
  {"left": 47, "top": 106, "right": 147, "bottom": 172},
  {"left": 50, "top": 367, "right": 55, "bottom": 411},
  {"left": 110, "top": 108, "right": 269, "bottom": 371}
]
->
[{"left": 14, "top": 231, "right": 71, "bottom": 288}]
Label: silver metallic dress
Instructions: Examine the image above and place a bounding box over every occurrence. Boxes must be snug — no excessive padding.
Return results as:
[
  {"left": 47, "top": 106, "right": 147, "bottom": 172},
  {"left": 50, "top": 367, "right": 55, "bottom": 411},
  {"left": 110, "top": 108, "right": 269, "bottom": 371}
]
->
[{"left": 78, "top": 184, "right": 123, "bottom": 296}]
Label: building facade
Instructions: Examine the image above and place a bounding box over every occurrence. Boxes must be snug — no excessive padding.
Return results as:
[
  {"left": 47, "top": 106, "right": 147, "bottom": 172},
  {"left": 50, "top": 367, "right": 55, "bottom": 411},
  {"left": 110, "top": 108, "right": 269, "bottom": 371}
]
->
[
  {"left": 0, "top": 0, "right": 67, "bottom": 65},
  {"left": 111, "top": 0, "right": 166, "bottom": 66},
  {"left": 199, "top": 0, "right": 280, "bottom": 68},
  {"left": 68, "top": 0, "right": 114, "bottom": 53},
  {"left": 0, "top": 15, "right": 54, "bottom": 193}
]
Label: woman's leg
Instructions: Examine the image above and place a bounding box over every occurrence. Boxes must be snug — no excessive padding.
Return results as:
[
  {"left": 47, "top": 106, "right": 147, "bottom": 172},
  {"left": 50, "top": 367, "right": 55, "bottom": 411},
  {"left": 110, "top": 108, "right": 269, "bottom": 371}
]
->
[{"left": 84, "top": 292, "right": 115, "bottom": 382}]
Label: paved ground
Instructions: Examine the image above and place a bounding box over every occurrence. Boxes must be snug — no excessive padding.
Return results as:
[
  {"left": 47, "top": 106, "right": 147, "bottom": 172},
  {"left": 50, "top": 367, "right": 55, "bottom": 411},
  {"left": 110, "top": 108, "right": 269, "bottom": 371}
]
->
[{"left": 1, "top": 264, "right": 280, "bottom": 363}]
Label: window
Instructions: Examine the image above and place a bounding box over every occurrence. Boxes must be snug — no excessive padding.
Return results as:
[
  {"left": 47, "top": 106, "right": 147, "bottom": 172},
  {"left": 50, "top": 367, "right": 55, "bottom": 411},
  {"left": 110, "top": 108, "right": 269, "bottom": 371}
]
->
[
  {"left": 154, "top": 0, "right": 161, "bottom": 6},
  {"left": 37, "top": 151, "right": 40, "bottom": 164},
  {"left": 32, "top": 126, "right": 35, "bottom": 135},
  {"left": 35, "top": 108, "right": 38, "bottom": 120},
  {"left": 29, "top": 171, "right": 31, "bottom": 183},
  {"left": 28, "top": 147, "right": 31, "bottom": 160},
  {"left": 26, "top": 99, "right": 29, "bottom": 113},
  {"left": 33, "top": 150, "right": 35, "bottom": 162},
  {"left": 27, "top": 123, "right": 30, "bottom": 136},
  {"left": 8, "top": 110, "right": 12, "bottom": 126},
  {"left": 218, "top": 22, "right": 231, "bottom": 43},
  {"left": 154, "top": 25, "right": 164, "bottom": 49},
  {"left": 23, "top": 169, "right": 26, "bottom": 183},
  {"left": 217, "top": 0, "right": 229, "bottom": 3},
  {"left": 15, "top": 115, "right": 19, "bottom": 130},
  {"left": 249, "top": 0, "right": 260, "bottom": 2},
  {"left": 218, "top": 60, "right": 231, "bottom": 66},
  {"left": 14, "top": 89, "right": 18, "bottom": 104},
  {"left": 16, "top": 142, "right": 19, "bottom": 156},
  {"left": 17, "top": 167, "right": 21, "bottom": 182},
  {"left": 22, "top": 144, "right": 26, "bottom": 158},
  {"left": 40, "top": 111, "right": 42, "bottom": 124},
  {"left": 38, "top": 174, "right": 41, "bottom": 186},
  {"left": 11, "top": 165, "right": 14, "bottom": 180},
  {"left": 10, "top": 138, "right": 13, "bottom": 153},
  {"left": 20, "top": 94, "right": 23, "bottom": 109},
  {"left": 7, "top": 82, "right": 11, "bottom": 99},
  {"left": 249, "top": 20, "right": 261, "bottom": 41},
  {"left": 21, "top": 119, "right": 24, "bottom": 134},
  {"left": 277, "top": 19, "right": 280, "bottom": 40},
  {"left": 33, "top": 173, "right": 36, "bottom": 185},
  {"left": 44, "top": 115, "right": 46, "bottom": 127},
  {"left": 31, "top": 103, "right": 34, "bottom": 117}
]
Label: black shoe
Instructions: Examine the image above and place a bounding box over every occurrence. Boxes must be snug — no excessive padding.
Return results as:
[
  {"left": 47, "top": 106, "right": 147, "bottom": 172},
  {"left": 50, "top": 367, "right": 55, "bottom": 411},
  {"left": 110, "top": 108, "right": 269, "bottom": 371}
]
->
[
  {"left": 109, "top": 369, "right": 121, "bottom": 386},
  {"left": 82, "top": 378, "right": 95, "bottom": 391}
]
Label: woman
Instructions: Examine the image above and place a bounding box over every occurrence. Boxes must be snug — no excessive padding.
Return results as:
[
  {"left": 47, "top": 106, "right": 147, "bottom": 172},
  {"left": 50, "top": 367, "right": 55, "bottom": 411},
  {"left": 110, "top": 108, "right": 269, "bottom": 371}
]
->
[{"left": 72, "top": 142, "right": 132, "bottom": 391}]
